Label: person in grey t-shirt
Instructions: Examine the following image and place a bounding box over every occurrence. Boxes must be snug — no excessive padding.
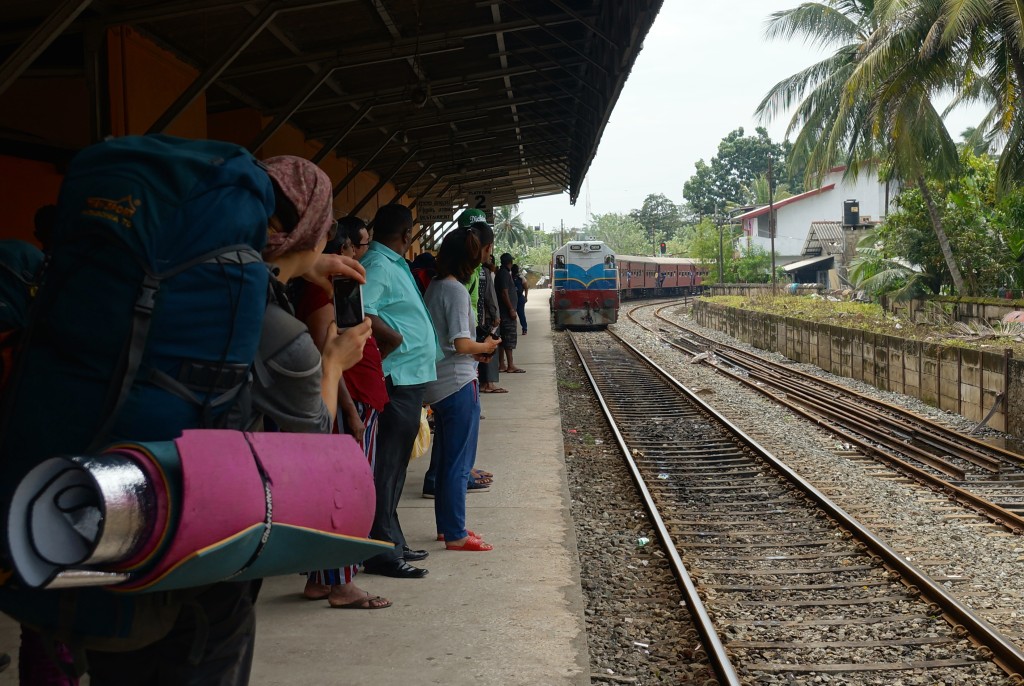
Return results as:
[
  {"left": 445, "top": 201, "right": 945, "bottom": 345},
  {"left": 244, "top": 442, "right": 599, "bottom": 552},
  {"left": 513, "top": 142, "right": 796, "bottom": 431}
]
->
[{"left": 422, "top": 226, "right": 500, "bottom": 552}]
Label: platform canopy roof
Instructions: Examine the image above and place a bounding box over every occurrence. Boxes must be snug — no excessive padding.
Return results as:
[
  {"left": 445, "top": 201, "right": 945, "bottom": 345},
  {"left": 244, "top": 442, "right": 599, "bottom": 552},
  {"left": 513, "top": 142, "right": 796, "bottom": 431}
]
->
[{"left": 0, "top": 0, "right": 664, "bottom": 208}]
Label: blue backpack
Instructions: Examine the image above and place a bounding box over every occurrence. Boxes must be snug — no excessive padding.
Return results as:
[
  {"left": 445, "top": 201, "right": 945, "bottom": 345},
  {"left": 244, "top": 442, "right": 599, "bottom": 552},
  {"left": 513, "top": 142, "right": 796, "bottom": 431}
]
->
[{"left": 0, "top": 135, "right": 276, "bottom": 655}]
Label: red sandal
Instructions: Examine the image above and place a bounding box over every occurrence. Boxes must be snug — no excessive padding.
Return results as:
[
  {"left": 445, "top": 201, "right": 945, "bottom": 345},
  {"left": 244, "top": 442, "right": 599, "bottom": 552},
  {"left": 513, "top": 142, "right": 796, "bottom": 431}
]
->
[
  {"left": 437, "top": 529, "right": 479, "bottom": 541},
  {"left": 445, "top": 535, "right": 493, "bottom": 552}
]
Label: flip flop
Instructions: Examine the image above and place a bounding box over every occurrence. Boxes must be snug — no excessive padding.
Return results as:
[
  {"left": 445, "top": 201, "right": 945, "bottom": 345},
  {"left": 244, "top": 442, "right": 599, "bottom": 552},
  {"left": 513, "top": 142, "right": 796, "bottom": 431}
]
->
[
  {"left": 466, "top": 481, "right": 490, "bottom": 493},
  {"left": 506, "top": 368, "right": 526, "bottom": 373},
  {"left": 329, "top": 591, "right": 392, "bottom": 610},
  {"left": 471, "top": 468, "right": 494, "bottom": 480},
  {"left": 434, "top": 532, "right": 477, "bottom": 544},
  {"left": 481, "top": 387, "right": 508, "bottom": 393},
  {"left": 445, "top": 536, "right": 494, "bottom": 552}
]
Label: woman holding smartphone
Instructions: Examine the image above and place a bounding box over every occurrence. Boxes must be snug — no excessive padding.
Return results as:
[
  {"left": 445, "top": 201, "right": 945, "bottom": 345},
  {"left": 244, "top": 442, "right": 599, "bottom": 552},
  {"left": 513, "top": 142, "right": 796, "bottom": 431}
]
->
[
  {"left": 422, "top": 226, "right": 500, "bottom": 552},
  {"left": 296, "top": 217, "right": 396, "bottom": 608}
]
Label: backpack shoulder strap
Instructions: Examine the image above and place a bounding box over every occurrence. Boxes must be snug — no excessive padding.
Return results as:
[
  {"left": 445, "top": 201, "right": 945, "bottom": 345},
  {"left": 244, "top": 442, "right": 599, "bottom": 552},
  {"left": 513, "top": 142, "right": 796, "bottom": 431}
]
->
[
  {"left": 252, "top": 286, "right": 308, "bottom": 390},
  {"left": 87, "top": 273, "right": 161, "bottom": 451}
]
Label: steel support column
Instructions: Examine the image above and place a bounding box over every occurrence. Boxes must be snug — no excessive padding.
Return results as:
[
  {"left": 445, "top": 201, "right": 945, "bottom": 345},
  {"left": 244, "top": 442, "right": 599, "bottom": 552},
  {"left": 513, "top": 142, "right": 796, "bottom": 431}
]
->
[
  {"left": 388, "top": 163, "right": 433, "bottom": 205},
  {"left": 332, "top": 130, "right": 398, "bottom": 198},
  {"left": 147, "top": 2, "right": 279, "bottom": 133},
  {"left": 350, "top": 148, "right": 419, "bottom": 215},
  {"left": 311, "top": 102, "right": 372, "bottom": 164},
  {"left": 0, "top": 0, "right": 94, "bottom": 97},
  {"left": 248, "top": 63, "right": 337, "bottom": 152}
]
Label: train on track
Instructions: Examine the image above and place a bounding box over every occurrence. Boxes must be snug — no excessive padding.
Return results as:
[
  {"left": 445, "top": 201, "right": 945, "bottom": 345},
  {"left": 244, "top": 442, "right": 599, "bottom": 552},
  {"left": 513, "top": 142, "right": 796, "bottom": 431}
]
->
[{"left": 549, "top": 241, "right": 708, "bottom": 329}]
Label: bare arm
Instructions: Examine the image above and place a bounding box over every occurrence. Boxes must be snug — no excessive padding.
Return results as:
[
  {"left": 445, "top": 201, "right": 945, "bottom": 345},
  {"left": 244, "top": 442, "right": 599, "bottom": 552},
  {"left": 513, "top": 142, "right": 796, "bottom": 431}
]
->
[
  {"left": 320, "top": 318, "right": 373, "bottom": 420},
  {"left": 368, "top": 314, "right": 403, "bottom": 359},
  {"left": 453, "top": 335, "right": 500, "bottom": 356},
  {"left": 308, "top": 303, "right": 364, "bottom": 442}
]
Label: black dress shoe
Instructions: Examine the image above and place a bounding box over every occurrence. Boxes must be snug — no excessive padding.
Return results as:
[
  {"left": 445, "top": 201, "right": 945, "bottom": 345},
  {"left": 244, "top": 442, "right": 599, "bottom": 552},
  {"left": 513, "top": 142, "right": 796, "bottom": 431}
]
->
[
  {"left": 402, "top": 546, "right": 429, "bottom": 562},
  {"left": 362, "top": 560, "right": 428, "bottom": 579}
]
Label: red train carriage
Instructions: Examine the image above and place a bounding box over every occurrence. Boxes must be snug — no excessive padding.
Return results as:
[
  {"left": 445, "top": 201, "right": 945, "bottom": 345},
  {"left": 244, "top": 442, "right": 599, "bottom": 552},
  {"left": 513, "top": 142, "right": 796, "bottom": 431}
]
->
[{"left": 617, "top": 255, "right": 707, "bottom": 299}]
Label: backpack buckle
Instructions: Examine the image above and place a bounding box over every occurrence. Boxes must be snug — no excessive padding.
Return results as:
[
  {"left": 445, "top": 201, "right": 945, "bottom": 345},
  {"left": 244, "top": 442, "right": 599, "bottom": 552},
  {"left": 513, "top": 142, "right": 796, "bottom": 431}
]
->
[{"left": 136, "top": 276, "right": 160, "bottom": 314}]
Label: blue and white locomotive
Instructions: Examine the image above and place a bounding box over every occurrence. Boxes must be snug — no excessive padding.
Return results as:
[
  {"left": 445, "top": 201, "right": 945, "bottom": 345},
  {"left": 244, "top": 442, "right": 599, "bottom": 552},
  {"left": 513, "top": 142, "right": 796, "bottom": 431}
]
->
[{"left": 549, "top": 241, "right": 619, "bottom": 329}]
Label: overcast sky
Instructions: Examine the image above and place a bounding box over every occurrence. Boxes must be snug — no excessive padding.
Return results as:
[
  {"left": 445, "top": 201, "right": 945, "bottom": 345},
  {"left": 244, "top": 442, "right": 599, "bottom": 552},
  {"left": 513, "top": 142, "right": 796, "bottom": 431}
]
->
[{"left": 517, "top": 1, "right": 984, "bottom": 232}]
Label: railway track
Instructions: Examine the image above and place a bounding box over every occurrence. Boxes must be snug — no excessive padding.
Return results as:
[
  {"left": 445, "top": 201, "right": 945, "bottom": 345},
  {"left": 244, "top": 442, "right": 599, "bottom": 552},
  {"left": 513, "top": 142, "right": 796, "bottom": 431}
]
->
[
  {"left": 568, "top": 328, "right": 1024, "bottom": 685},
  {"left": 623, "top": 299, "right": 1024, "bottom": 534}
]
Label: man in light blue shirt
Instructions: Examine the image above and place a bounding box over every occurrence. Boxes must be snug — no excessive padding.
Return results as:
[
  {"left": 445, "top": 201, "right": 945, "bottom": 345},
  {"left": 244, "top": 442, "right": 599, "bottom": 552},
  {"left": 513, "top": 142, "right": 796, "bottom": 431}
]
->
[{"left": 360, "top": 204, "right": 440, "bottom": 578}]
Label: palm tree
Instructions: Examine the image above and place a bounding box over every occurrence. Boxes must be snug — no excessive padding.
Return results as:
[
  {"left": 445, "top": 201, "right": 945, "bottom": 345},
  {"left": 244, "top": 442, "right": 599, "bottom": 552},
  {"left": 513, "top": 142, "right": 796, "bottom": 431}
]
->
[
  {"left": 493, "top": 204, "right": 530, "bottom": 250},
  {"left": 848, "top": 230, "right": 932, "bottom": 300},
  {"left": 920, "top": 0, "right": 1024, "bottom": 191},
  {"left": 758, "top": 0, "right": 970, "bottom": 294},
  {"left": 755, "top": 0, "right": 880, "bottom": 184}
]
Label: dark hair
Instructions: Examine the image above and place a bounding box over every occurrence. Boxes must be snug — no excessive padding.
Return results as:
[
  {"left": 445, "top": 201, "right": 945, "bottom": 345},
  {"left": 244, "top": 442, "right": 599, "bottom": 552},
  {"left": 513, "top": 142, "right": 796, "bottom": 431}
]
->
[
  {"left": 435, "top": 226, "right": 484, "bottom": 283},
  {"left": 475, "top": 222, "right": 494, "bottom": 247},
  {"left": 500, "top": 252, "right": 513, "bottom": 265},
  {"left": 340, "top": 216, "right": 367, "bottom": 245},
  {"left": 412, "top": 252, "right": 436, "bottom": 269},
  {"left": 371, "top": 204, "right": 413, "bottom": 240},
  {"left": 511, "top": 264, "right": 520, "bottom": 277}
]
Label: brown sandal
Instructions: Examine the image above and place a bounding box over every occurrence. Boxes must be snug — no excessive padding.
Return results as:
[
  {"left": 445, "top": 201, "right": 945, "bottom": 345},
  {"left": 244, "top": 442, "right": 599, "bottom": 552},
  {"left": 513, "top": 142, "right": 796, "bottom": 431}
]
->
[{"left": 329, "top": 591, "right": 392, "bottom": 609}]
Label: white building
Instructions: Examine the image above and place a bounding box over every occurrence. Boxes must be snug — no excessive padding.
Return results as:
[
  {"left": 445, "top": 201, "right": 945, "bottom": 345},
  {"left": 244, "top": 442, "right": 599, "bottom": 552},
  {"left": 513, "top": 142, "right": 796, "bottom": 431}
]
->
[{"left": 735, "top": 166, "right": 895, "bottom": 258}]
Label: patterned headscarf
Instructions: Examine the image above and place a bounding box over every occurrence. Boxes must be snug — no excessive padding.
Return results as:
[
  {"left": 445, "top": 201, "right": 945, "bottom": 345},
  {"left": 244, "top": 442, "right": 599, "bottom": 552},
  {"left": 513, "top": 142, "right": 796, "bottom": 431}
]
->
[{"left": 262, "top": 156, "right": 334, "bottom": 260}]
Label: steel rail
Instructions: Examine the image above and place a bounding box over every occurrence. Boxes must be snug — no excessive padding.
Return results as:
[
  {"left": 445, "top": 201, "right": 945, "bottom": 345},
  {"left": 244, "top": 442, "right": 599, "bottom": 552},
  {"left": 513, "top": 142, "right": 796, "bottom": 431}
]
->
[
  {"left": 651, "top": 302, "right": 1024, "bottom": 469},
  {"left": 625, "top": 299, "right": 1024, "bottom": 534},
  {"left": 566, "top": 331, "right": 741, "bottom": 686},
  {"left": 578, "top": 326, "right": 1024, "bottom": 679}
]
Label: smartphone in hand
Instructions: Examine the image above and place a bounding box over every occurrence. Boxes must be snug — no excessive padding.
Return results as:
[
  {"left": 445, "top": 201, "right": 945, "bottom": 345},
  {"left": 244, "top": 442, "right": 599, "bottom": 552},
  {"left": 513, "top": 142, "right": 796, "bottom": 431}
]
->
[{"left": 332, "top": 277, "right": 364, "bottom": 329}]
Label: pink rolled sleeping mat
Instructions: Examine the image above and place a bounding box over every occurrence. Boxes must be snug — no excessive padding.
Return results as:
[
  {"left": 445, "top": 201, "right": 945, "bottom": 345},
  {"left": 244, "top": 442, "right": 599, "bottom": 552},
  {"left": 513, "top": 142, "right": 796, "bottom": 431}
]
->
[{"left": 7, "top": 430, "right": 392, "bottom": 592}]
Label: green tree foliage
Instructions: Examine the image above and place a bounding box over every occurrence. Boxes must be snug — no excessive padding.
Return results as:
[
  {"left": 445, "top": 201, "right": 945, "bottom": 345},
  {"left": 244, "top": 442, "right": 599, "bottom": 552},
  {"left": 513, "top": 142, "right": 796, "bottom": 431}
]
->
[
  {"left": 926, "top": 0, "right": 1024, "bottom": 192},
  {"left": 728, "top": 244, "right": 773, "bottom": 283},
  {"left": 682, "top": 127, "right": 794, "bottom": 219},
  {"left": 683, "top": 218, "right": 743, "bottom": 283},
  {"left": 873, "top": 152, "right": 1019, "bottom": 296},
  {"left": 847, "top": 230, "right": 932, "bottom": 301},
  {"left": 681, "top": 160, "right": 719, "bottom": 219},
  {"left": 630, "top": 193, "right": 684, "bottom": 240},
  {"left": 492, "top": 204, "right": 530, "bottom": 252},
  {"left": 585, "top": 212, "right": 662, "bottom": 256},
  {"left": 758, "top": 0, "right": 970, "bottom": 293},
  {"left": 520, "top": 244, "right": 554, "bottom": 278}
]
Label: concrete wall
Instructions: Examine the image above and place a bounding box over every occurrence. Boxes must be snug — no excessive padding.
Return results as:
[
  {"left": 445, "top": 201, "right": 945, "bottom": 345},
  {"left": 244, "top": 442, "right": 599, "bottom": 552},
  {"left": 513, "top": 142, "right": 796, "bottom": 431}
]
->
[
  {"left": 693, "top": 299, "right": 1017, "bottom": 436},
  {"left": 891, "top": 298, "right": 1024, "bottom": 326},
  {"left": 705, "top": 283, "right": 823, "bottom": 297}
]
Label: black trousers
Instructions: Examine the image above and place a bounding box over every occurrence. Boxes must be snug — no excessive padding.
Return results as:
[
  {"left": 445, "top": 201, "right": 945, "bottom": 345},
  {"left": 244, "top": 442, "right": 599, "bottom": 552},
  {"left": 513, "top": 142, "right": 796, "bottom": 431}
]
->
[
  {"left": 86, "top": 580, "right": 261, "bottom": 686},
  {"left": 366, "top": 379, "right": 426, "bottom": 565}
]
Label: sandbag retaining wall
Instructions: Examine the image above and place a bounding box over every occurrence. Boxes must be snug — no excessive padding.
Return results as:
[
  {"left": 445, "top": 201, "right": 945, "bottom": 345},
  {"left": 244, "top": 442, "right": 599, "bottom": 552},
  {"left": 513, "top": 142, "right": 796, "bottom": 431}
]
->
[{"left": 693, "top": 300, "right": 1019, "bottom": 437}]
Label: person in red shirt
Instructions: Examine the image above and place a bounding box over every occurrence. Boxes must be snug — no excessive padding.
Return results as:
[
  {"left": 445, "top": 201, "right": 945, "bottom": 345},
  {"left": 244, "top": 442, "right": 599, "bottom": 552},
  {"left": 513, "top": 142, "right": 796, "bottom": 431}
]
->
[{"left": 296, "top": 216, "right": 399, "bottom": 609}]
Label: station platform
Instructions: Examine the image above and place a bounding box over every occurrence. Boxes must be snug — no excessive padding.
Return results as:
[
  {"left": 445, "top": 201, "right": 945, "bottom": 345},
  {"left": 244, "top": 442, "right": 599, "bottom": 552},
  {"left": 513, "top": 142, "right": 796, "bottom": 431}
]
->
[{"left": 0, "top": 290, "right": 590, "bottom": 685}]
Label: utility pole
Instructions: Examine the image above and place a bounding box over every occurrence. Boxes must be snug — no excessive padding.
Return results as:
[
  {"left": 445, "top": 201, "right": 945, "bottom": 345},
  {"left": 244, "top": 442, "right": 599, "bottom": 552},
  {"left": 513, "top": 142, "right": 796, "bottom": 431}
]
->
[
  {"left": 716, "top": 208, "right": 724, "bottom": 283},
  {"left": 559, "top": 219, "right": 564, "bottom": 248},
  {"left": 768, "top": 156, "right": 777, "bottom": 294}
]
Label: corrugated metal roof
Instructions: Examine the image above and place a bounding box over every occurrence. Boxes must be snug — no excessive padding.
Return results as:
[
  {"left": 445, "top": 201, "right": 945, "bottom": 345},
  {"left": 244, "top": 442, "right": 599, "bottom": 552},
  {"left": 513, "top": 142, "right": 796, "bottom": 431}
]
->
[
  {"left": 802, "top": 220, "right": 844, "bottom": 256},
  {"left": 783, "top": 254, "right": 834, "bottom": 272},
  {"left": 0, "top": 0, "right": 665, "bottom": 207}
]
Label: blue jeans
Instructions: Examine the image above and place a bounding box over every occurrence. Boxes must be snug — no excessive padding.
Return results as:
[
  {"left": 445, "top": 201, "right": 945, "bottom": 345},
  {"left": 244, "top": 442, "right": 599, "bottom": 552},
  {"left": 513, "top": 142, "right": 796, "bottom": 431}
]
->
[
  {"left": 430, "top": 381, "right": 479, "bottom": 541},
  {"left": 516, "top": 299, "right": 527, "bottom": 332}
]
